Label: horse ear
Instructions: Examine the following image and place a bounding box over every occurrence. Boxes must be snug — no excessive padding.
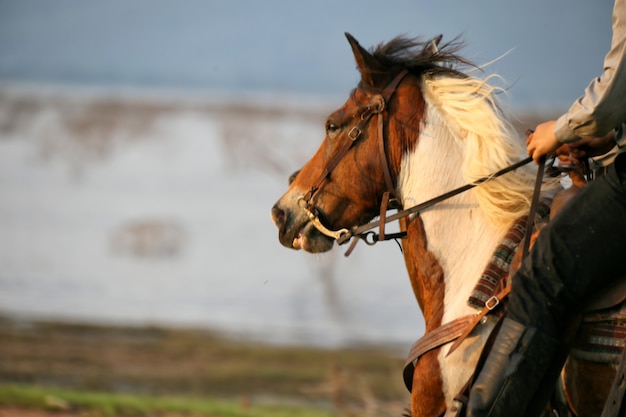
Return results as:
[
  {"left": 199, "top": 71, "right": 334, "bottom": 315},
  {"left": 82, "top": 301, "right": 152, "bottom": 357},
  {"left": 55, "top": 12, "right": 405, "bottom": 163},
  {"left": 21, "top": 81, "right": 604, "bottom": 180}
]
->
[
  {"left": 426, "top": 34, "right": 443, "bottom": 55},
  {"left": 345, "top": 32, "right": 381, "bottom": 87}
]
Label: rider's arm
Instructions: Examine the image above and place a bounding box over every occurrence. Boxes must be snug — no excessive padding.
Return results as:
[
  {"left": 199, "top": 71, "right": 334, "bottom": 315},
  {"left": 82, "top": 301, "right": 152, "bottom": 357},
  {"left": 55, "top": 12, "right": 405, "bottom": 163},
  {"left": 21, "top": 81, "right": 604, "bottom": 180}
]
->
[{"left": 554, "top": 0, "right": 626, "bottom": 143}]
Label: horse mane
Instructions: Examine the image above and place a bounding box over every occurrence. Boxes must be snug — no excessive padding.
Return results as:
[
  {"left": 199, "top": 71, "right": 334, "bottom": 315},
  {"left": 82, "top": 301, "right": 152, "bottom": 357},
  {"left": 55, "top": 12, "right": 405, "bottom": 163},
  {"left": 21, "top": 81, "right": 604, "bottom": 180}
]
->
[
  {"left": 371, "top": 36, "right": 559, "bottom": 227},
  {"left": 370, "top": 35, "right": 474, "bottom": 78}
]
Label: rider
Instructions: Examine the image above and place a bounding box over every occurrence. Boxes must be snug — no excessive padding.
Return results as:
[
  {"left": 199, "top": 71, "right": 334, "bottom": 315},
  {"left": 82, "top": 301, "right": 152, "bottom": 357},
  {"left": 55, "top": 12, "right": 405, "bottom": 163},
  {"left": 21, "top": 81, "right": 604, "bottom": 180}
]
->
[{"left": 466, "top": 0, "right": 626, "bottom": 415}]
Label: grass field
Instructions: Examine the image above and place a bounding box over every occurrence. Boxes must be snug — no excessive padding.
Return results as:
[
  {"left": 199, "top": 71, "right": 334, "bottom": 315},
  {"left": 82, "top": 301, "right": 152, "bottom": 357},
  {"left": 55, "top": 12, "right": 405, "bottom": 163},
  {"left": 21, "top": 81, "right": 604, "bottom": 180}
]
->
[
  {"left": 0, "top": 316, "right": 411, "bottom": 416},
  {"left": 0, "top": 384, "right": 364, "bottom": 417}
]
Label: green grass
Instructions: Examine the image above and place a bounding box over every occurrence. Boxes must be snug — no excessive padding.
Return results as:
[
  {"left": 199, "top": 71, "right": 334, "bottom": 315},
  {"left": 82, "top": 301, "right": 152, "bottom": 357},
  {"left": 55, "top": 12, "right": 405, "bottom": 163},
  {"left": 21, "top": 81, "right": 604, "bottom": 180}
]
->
[{"left": 0, "top": 384, "right": 353, "bottom": 417}]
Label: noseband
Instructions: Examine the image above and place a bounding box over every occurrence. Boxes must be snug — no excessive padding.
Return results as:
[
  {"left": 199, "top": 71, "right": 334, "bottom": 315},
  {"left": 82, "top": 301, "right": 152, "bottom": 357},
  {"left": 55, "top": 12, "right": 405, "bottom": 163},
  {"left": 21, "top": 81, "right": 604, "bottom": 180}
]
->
[{"left": 298, "top": 69, "right": 409, "bottom": 244}]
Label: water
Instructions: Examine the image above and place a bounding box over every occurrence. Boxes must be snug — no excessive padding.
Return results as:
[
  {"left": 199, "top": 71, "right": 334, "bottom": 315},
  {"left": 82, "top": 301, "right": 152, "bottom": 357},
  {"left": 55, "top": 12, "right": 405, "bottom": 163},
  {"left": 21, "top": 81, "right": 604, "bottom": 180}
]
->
[
  {"left": 0, "top": 86, "right": 423, "bottom": 349},
  {"left": 0, "top": 0, "right": 616, "bottom": 353}
]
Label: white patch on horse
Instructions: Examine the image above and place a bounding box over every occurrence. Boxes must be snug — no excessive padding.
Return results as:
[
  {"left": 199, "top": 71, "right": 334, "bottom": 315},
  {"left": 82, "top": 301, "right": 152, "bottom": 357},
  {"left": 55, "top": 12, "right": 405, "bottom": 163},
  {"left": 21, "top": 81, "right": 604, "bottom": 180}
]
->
[{"left": 397, "top": 89, "right": 505, "bottom": 408}]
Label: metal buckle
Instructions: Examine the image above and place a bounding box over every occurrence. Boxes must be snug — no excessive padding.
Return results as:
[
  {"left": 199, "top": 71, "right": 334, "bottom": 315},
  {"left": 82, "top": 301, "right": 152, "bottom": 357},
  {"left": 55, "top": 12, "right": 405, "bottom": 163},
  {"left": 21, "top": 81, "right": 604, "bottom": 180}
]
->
[
  {"left": 348, "top": 126, "right": 362, "bottom": 140},
  {"left": 485, "top": 295, "right": 500, "bottom": 311}
]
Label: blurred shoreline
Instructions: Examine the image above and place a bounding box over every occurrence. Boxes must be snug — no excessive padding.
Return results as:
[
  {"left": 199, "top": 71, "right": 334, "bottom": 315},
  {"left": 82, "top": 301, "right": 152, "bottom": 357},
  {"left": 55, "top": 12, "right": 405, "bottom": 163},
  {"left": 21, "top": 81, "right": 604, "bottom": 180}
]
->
[
  {"left": 0, "top": 313, "right": 410, "bottom": 416},
  {"left": 0, "top": 81, "right": 342, "bottom": 114}
]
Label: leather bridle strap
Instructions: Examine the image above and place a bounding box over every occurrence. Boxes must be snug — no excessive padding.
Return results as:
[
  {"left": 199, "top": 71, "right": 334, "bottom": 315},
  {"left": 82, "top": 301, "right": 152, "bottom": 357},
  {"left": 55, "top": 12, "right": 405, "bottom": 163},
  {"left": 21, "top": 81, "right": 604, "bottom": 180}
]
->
[
  {"left": 300, "top": 130, "right": 361, "bottom": 208},
  {"left": 445, "top": 285, "right": 511, "bottom": 357},
  {"left": 402, "top": 315, "right": 476, "bottom": 390},
  {"left": 377, "top": 77, "right": 403, "bottom": 196},
  {"left": 301, "top": 70, "right": 409, "bottom": 211}
]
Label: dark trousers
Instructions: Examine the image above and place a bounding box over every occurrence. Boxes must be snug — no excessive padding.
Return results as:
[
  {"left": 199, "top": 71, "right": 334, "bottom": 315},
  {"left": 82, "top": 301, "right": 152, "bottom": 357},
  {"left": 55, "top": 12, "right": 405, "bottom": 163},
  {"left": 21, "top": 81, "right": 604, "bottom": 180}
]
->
[{"left": 508, "top": 152, "right": 626, "bottom": 337}]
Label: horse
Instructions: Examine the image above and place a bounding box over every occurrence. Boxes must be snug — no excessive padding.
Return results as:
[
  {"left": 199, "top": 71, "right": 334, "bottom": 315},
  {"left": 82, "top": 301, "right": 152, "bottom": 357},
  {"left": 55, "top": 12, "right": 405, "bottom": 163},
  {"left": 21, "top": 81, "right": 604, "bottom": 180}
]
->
[{"left": 271, "top": 33, "right": 623, "bottom": 416}]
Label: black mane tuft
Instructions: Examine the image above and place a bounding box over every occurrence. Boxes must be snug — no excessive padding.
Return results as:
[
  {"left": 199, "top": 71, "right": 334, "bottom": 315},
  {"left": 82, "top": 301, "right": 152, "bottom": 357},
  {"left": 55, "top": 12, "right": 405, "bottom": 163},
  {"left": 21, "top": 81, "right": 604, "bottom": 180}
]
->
[{"left": 370, "top": 35, "right": 476, "bottom": 78}]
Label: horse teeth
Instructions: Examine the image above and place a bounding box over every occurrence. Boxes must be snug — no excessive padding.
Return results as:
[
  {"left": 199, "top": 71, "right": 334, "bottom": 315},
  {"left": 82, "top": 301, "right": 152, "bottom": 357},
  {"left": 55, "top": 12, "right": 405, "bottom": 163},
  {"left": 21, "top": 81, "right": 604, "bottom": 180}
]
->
[{"left": 292, "top": 229, "right": 304, "bottom": 249}]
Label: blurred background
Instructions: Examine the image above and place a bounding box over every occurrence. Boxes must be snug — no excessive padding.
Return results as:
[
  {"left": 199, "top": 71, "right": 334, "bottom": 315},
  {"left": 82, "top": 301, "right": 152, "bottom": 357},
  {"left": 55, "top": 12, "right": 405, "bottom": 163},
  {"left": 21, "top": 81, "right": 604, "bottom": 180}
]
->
[
  {"left": 0, "top": 0, "right": 614, "bottom": 347},
  {"left": 0, "top": 0, "right": 615, "bottom": 414}
]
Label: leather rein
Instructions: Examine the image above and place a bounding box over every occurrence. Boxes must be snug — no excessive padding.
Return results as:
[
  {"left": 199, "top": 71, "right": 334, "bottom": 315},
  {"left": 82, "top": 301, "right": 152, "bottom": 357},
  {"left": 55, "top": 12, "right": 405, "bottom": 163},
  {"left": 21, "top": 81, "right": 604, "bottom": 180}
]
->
[{"left": 298, "top": 68, "right": 536, "bottom": 256}]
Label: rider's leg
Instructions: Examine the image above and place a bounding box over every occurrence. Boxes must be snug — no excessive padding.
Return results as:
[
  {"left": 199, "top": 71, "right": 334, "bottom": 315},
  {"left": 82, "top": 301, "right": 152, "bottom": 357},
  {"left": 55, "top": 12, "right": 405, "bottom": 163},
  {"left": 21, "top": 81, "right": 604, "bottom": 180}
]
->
[{"left": 467, "top": 153, "right": 626, "bottom": 417}]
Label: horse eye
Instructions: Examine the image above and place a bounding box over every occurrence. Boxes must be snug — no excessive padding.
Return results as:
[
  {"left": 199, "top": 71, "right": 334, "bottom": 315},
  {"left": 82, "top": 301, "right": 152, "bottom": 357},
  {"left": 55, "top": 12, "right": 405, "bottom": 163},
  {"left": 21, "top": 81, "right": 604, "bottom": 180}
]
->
[{"left": 325, "top": 122, "right": 340, "bottom": 135}]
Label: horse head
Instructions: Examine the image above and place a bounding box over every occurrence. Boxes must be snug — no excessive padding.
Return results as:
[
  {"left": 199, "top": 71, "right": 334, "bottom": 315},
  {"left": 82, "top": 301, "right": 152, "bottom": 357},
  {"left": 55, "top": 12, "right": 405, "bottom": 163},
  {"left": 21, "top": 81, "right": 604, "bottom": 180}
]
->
[{"left": 271, "top": 33, "right": 451, "bottom": 253}]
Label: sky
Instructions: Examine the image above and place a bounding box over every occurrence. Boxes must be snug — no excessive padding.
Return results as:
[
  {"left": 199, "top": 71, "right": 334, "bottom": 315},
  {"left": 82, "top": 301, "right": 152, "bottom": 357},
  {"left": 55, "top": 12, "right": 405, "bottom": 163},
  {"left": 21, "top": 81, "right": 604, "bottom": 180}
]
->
[{"left": 0, "top": 0, "right": 615, "bottom": 112}]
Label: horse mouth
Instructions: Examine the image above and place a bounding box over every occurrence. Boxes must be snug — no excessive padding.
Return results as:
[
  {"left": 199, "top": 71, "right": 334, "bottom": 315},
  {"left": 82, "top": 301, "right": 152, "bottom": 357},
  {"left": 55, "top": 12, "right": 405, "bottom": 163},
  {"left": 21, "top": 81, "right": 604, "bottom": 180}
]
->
[
  {"left": 287, "top": 221, "right": 324, "bottom": 250},
  {"left": 272, "top": 201, "right": 335, "bottom": 253},
  {"left": 273, "top": 216, "right": 332, "bottom": 253},
  {"left": 293, "top": 221, "right": 336, "bottom": 252}
]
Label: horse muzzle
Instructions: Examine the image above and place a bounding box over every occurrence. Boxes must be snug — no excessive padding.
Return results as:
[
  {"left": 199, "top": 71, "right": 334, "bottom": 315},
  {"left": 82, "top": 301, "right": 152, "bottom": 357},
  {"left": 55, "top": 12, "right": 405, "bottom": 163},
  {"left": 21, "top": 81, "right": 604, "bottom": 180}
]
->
[{"left": 271, "top": 200, "right": 335, "bottom": 253}]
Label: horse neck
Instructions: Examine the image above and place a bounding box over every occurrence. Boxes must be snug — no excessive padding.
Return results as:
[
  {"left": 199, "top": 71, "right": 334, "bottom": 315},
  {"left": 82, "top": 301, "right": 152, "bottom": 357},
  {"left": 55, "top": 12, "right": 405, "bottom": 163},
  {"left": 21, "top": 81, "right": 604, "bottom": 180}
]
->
[{"left": 397, "top": 101, "right": 509, "bottom": 328}]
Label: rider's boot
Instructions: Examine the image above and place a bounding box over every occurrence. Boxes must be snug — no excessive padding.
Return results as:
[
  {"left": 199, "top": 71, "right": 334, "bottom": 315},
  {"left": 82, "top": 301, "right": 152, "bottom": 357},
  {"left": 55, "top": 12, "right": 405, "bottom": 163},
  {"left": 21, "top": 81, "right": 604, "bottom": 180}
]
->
[{"left": 465, "top": 317, "right": 568, "bottom": 417}]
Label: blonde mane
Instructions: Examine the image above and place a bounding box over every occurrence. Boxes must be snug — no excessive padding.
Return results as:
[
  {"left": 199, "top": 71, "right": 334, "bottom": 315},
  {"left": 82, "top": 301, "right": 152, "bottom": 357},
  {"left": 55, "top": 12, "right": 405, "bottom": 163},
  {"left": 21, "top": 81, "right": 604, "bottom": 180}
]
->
[{"left": 421, "top": 73, "right": 558, "bottom": 227}]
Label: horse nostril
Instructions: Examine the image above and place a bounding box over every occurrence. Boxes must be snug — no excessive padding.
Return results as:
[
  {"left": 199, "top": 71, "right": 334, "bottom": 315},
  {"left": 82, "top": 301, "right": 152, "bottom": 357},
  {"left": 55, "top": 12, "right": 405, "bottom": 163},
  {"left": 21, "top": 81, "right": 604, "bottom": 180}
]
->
[{"left": 271, "top": 204, "right": 286, "bottom": 228}]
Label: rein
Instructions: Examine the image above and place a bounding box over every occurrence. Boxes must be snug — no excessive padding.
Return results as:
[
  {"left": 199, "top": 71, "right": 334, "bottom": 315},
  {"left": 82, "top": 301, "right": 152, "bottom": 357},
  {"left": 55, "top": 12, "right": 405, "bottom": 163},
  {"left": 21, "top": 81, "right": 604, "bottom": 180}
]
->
[{"left": 338, "top": 156, "right": 535, "bottom": 247}]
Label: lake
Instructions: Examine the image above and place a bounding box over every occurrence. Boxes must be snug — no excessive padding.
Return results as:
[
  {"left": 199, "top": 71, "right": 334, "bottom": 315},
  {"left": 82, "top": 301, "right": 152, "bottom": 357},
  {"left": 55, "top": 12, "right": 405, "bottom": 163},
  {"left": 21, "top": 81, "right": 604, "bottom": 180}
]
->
[{"left": 0, "top": 85, "right": 423, "bottom": 349}]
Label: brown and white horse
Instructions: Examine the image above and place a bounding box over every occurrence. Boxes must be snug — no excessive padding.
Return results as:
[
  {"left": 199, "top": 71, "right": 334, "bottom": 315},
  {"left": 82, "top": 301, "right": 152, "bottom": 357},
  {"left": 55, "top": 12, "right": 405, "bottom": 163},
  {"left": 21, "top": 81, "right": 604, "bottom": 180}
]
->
[{"left": 271, "top": 33, "right": 617, "bottom": 416}]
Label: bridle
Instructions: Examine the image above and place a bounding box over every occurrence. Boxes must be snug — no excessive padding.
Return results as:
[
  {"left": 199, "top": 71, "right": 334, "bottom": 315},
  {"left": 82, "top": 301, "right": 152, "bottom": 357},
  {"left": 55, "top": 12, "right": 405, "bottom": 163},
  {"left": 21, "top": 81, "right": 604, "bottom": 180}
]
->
[
  {"left": 297, "top": 69, "right": 409, "bottom": 247},
  {"left": 298, "top": 67, "right": 537, "bottom": 255}
]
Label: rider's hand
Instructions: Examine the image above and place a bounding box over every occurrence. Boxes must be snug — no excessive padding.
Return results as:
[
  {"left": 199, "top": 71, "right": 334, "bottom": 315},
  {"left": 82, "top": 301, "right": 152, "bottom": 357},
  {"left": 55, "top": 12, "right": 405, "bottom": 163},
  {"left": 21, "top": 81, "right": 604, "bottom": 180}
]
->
[
  {"left": 555, "top": 144, "right": 579, "bottom": 166},
  {"left": 553, "top": 131, "right": 616, "bottom": 167},
  {"left": 565, "top": 131, "right": 616, "bottom": 159},
  {"left": 526, "top": 120, "right": 561, "bottom": 164}
]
